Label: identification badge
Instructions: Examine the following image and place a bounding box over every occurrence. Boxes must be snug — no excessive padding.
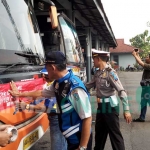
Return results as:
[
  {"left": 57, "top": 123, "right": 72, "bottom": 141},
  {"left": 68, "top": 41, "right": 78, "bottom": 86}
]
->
[{"left": 109, "top": 95, "right": 118, "bottom": 107}]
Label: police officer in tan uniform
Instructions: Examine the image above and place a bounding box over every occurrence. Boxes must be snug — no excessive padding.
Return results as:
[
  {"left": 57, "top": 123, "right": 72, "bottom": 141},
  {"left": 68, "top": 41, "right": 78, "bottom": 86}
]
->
[{"left": 86, "top": 49, "right": 132, "bottom": 150}]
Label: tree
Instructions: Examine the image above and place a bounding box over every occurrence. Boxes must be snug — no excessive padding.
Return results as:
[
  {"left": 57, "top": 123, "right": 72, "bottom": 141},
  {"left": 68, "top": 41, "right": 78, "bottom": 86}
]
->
[{"left": 129, "top": 30, "right": 150, "bottom": 58}]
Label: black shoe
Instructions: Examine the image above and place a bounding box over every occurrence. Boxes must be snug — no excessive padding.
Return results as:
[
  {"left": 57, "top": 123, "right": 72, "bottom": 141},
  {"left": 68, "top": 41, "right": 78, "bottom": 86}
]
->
[{"left": 133, "top": 118, "right": 145, "bottom": 122}]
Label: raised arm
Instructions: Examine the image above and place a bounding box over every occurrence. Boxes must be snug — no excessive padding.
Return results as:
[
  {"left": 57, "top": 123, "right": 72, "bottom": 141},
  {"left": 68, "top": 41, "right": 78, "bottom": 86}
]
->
[
  {"left": 9, "top": 81, "right": 42, "bottom": 97},
  {"left": 132, "top": 50, "right": 144, "bottom": 67},
  {"left": 9, "top": 81, "right": 55, "bottom": 98}
]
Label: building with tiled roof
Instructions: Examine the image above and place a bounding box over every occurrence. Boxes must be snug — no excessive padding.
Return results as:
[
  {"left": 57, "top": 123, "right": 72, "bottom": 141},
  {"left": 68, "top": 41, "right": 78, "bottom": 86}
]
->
[{"left": 109, "top": 39, "right": 137, "bottom": 69}]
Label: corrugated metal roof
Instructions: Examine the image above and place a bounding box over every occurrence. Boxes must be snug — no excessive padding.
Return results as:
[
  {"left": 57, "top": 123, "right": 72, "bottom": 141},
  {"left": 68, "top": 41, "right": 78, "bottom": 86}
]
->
[{"left": 73, "top": 0, "right": 117, "bottom": 47}]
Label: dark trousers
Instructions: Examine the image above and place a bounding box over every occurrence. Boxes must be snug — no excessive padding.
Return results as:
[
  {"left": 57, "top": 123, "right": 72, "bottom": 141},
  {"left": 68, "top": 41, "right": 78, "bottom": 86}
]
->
[
  {"left": 139, "top": 86, "right": 150, "bottom": 120},
  {"left": 140, "top": 105, "right": 147, "bottom": 120},
  {"left": 67, "top": 133, "right": 92, "bottom": 150},
  {"left": 94, "top": 103, "right": 125, "bottom": 150}
]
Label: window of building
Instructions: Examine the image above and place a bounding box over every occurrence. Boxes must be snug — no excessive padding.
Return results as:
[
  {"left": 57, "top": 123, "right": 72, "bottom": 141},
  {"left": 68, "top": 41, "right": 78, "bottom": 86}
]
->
[{"left": 113, "top": 55, "right": 119, "bottom": 65}]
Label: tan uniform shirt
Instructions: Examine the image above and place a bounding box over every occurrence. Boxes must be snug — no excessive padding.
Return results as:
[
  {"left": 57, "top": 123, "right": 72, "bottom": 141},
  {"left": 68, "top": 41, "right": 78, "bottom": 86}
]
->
[{"left": 86, "top": 64, "right": 129, "bottom": 111}]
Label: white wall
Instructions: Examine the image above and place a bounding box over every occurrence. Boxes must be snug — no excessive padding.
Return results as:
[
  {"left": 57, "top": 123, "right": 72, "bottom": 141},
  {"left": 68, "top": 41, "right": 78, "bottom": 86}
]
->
[{"left": 110, "top": 53, "right": 136, "bottom": 69}]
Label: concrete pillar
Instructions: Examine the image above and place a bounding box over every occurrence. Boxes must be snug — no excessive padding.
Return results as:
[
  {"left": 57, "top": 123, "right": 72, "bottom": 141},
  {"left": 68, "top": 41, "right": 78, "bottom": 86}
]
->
[
  {"left": 105, "top": 44, "right": 109, "bottom": 52},
  {"left": 85, "top": 28, "right": 92, "bottom": 82},
  {"left": 98, "top": 38, "right": 100, "bottom": 50},
  {"left": 101, "top": 42, "right": 105, "bottom": 51},
  {"left": 98, "top": 36, "right": 102, "bottom": 50},
  {"left": 72, "top": 12, "right": 75, "bottom": 25},
  {"left": 66, "top": 1, "right": 75, "bottom": 24},
  {"left": 95, "top": 36, "right": 99, "bottom": 50},
  {"left": 98, "top": 40, "right": 101, "bottom": 50},
  {"left": 99, "top": 41, "right": 101, "bottom": 50},
  {"left": 104, "top": 43, "right": 106, "bottom": 51},
  {"left": 66, "top": 10, "right": 75, "bottom": 24}
]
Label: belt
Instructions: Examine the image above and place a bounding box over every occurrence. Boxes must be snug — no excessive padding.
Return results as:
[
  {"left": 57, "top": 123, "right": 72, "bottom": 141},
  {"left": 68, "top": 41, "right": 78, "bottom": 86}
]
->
[{"left": 97, "top": 97, "right": 110, "bottom": 103}]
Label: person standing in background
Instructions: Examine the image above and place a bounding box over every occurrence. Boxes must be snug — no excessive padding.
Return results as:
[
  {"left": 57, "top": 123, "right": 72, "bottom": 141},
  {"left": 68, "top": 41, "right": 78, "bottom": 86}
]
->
[{"left": 132, "top": 50, "right": 150, "bottom": 122}]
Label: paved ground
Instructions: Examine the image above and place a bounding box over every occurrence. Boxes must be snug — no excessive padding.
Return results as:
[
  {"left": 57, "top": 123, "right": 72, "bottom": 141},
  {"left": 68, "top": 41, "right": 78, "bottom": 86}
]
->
[{"left": 31, "top": 72, "right": 150, "bottom": 150}]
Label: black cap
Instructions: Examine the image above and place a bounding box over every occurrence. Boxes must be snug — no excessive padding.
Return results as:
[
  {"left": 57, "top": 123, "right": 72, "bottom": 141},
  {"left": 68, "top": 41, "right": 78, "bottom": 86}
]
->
[{"left": 45, "top": 51, "right": 66, "bottom": 64}]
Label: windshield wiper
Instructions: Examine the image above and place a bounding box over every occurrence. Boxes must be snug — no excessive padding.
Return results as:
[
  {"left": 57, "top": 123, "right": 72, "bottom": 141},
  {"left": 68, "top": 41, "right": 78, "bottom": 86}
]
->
[
  {"left": 15, "top": 52, "right": 40, "bottom": 58},
  {"left": 0, "top": 62, "right": 33, "bottom": 74}
]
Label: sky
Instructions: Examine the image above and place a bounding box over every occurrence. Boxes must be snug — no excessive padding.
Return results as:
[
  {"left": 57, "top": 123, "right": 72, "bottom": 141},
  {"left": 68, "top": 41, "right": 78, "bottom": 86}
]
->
[{"left": 101, "top": 0, "right": 150, "bottom": 44}]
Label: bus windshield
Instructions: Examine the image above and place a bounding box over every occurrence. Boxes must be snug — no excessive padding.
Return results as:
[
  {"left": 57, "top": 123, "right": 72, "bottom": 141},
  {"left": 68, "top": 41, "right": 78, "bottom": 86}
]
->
[
  {"left": 0, "top": 0, "right": 44, "bottom": 57},
  {"left": 59, "top": 16, "right": 84, "bottom": 64}
]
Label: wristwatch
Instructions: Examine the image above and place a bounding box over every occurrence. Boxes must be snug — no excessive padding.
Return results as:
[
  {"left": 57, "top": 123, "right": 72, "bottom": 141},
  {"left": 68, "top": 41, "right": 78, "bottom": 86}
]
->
[
  {"left": 25, "top": 104, "right": 30, "bottom": 110},
  {"left": 79, "top": 146, "right": 87, "bottom": 150}
]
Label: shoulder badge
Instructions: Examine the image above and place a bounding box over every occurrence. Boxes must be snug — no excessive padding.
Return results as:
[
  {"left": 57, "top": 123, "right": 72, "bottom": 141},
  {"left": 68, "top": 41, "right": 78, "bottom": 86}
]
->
[
  {"left": 72, "top": 89, "right": 80, "bottom": 101},
  {"left": 109, "top": 71, "right": 118, "bottom": 81},
  {"left": 47, "top": 81, "right": 53, "bottom": 87},
  {"left": 102, "top": 71, "right": 107, "bottom": 78},
  {"left": 55, "top": 82, "right": 59, "bottom": 89}
]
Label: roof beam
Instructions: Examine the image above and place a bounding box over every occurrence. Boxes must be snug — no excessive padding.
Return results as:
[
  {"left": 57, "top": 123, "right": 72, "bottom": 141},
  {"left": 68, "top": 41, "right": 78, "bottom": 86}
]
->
[
  {"left": 55, "top": 0, "right": 71, "bottom": 9},
  {"left": 55, "top": 0, "right": 97, "bottom": 34},
  {"left": 74, "top": 12, "right": 97, "bottom": 34},
  {"left": 93, "top": 0, "right": 117, "bottom": 46}
]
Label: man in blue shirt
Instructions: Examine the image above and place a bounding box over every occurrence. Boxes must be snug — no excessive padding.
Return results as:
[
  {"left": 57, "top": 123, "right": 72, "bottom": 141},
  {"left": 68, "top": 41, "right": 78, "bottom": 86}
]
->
[
  {"left": 9, "top": 51, "right": 92, "bottom": 150},
  {"left": 9, "top": 68, "right": 67, "bottom": 150}
]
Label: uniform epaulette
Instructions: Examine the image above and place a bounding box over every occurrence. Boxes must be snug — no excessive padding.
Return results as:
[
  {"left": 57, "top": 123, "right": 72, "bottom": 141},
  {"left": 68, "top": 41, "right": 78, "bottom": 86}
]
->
[
  {"left": 95, "top": 69, "right": 99, "bottom": 73},
  {"left": 106, "top": 65, "right": 113, "bottom": 71},
  {"left": 106, "top": 67, "right": 112, "bottom": 72},
  {"left": 70, "top": 78, "right": 79, "bottom": 87},
  {"left": 105, "top": 64, "right": 113, "bottom": 72}
]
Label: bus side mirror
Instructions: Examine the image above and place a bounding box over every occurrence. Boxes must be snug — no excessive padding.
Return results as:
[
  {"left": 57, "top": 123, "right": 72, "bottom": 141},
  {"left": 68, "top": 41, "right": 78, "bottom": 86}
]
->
[
  {"left": 49, "top": 6, "right": 58, "bottom": 29},
  {"left": 38, "top": 0, "right": 58, "bottom": 29}
]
